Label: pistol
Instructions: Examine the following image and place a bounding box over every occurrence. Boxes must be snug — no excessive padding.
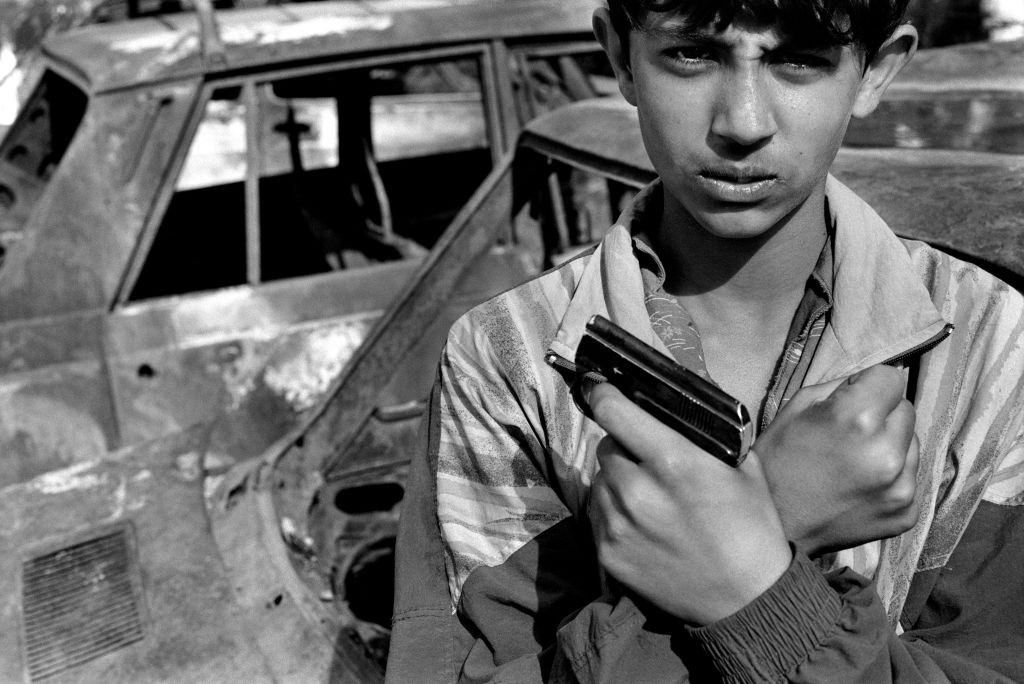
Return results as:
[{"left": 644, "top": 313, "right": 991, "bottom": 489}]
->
[{"left": 574, "top": 315, "right": 753, "bottom": 468}]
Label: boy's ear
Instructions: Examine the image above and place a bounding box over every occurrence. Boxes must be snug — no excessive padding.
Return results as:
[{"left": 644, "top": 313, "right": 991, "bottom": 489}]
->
[
  {"left": 852, "top": 24, "right": 918, "bottom": 118},
  {"left": 593, "top": 8, "right": 637, "bottom": 106}
]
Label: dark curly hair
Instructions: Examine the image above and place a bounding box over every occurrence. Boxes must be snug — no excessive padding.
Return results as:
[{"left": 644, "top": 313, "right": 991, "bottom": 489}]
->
[{"left": 607, "top": 0, "right": 911, "bottom": 62}]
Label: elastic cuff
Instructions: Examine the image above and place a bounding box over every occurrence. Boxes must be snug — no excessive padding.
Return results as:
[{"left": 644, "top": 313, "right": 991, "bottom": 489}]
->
[{"left": 683, "top": 551, "right": 842, "bottom": 683}]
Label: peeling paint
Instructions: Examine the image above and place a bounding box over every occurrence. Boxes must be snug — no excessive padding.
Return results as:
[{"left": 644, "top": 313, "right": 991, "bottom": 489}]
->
[
  {"left": 110, "top": 33, "right": 200, "bottom": 56},
  {"left": 175, "top": 452, "right": 202, "bottom": 482},
  {"left": 107, "top": 475, "right": 128, "bottom": 520},
  {"left": 203, "top": 451, "right": 236, "bottom": 475},
  {"left": 221, "top": 16, "right": 395, "bottom": 47},
  {"left": 262, "top": 319, "right": 374, "bottom": 413},
  {"left": 217, "top": 339, "right": 272, "bottom": 411},
  {"left": 204, "top": 473, "right": 226, "bottom": 512},
  {"left": 31, "top": 460, "right": 105, "bottom": 494},
  {"left": 170, "top": 289, "right": 283, "bottom": 346}
]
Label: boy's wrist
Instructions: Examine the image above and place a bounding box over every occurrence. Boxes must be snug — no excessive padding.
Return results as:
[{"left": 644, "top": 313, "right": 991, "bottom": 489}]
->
[
  {"left": 683, "top": 549, "right": 842, "bottom": 681},
  {"left": 681, "top": 538, "right": 794, "bottom": 625}
]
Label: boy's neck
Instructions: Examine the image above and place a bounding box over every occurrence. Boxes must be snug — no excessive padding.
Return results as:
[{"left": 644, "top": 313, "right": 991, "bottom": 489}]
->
[{"left": 651, "top": 189, "right": 829, "bottom": 320}]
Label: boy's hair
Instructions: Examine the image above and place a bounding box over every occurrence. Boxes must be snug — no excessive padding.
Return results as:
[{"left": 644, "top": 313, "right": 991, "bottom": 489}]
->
[{"left": 607, "top": 0, "right": 911, "bottom": 62}]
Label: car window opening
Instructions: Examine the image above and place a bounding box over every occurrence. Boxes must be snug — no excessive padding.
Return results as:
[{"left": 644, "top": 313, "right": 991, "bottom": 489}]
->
[
  {"left": 0, "top": 71, "right": 87, "bottom": 249},
  {"left": 128, "top": 57, "right": 492, "bottom": 301}
]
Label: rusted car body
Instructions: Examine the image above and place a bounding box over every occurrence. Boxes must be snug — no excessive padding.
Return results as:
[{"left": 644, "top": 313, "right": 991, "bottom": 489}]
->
[
  {"left": 0, "top": 0, "right": 611, "bottom": 486},
  {"left": 1, "top": 35, "right": 1023, "bottom": 683}
]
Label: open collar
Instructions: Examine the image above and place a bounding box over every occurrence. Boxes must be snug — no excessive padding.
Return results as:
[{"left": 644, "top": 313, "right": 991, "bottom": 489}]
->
[
  {"left": 547, "top": 176, "right": 950, "bottom": 378},
  {"left": 803, "top": 176, "right": 950, "bottom": 383}
]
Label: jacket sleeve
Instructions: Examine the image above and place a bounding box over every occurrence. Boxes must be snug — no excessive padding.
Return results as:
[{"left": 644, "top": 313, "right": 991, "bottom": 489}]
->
[
  {"left": 681, "top": 422, "right": 1024, "bottom": 684},
  {"left": 388, "top": 328, "right": 702, "bottom": 683}
]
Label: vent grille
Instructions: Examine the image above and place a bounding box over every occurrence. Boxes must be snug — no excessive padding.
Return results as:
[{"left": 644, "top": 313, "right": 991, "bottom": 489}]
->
[{"left": 21, "top": 529, "right": 144, "bottom": 681}]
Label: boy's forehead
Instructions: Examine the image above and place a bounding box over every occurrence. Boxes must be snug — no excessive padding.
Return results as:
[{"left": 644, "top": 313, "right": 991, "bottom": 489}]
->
[{"left": 636, "top": 8, "right": 848, "bottom": 50}]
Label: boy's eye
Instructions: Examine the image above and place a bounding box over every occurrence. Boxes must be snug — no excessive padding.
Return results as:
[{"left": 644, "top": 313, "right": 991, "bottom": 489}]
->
[
  {"left": 664, "top": 46, "right": 717, "bottom": 68},
  {"left": 773, "top": 51, "right": 836, "bottom": 73}
]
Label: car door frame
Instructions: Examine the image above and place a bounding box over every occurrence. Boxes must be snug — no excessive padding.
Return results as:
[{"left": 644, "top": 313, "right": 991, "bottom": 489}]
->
[{"left": 103, "top": 41, "right": 509, "bottom": 454}]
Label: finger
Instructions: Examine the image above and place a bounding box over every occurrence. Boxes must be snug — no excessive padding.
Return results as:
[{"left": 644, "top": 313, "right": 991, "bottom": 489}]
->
[
  {"left": 896, "top": 431, "right": 921, "bottom": 494},
  {"left": 594, "top": 435, "right": 642, "bottom": 496},
  {"left": 826, "top": 364, "right": 908, "bottom": 423},
  {"left": 585, "top": 381, "right": 706, "bottom": 472},
  {"left": 889, "top": 433, "right": 922, "bottom": 528},
  {"left": 590, "top": 450, "right": 643, "bottom": 531},
  {"left": 884, "top": 398, "right": 918, "bottom": 454}
]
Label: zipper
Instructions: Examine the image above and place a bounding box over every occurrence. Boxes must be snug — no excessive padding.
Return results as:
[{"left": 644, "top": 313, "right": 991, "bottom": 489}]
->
[
  {"left": 880, "top": 323, "right": 955, "bottom": 368},
  {"left": 545, "top": 351, "right": 606, "bottom": 392},
  {"left": 544, "top": 351, "right": 578, "bottom": 375}
]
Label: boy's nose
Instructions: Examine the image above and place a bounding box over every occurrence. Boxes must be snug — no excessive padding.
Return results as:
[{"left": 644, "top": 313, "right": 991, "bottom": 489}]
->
[{"left": 710, "top": 70, "right": 778, "bottom": 148}]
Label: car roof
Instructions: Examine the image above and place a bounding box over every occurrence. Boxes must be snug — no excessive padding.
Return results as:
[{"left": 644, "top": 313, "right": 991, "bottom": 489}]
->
[
  {"left": 43, "top": 0, "right": 598, "bottom": 94},
  {"left": 521, "top": 96, "right": 1024, "bottom": 288}
]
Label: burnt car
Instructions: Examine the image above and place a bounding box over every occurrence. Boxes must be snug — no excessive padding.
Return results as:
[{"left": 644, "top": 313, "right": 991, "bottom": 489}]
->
[
  {"left": 1, "top": 35, "right": 1024, "bottom": 684},
  {"left": 0, "top": 0, "right": 611, "bottom": 487}
]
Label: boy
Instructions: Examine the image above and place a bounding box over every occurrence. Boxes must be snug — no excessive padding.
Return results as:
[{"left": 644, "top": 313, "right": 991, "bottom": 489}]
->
[{"left": 388, "top": 1, "right": 1024, "bottom": 681}]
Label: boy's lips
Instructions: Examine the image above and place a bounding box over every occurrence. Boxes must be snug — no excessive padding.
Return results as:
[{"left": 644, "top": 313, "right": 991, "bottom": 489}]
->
[{"left": 696, "top": 166, "right": 779, "bottom": 203}]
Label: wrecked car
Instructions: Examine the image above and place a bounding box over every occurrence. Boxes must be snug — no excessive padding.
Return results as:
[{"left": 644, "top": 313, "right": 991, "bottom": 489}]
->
[
  {"left": 0, "top": 0, "right": 610, "bottom": 486},
  {"left": 2, "top": 30, "right": 1024, "bottom": 684}
]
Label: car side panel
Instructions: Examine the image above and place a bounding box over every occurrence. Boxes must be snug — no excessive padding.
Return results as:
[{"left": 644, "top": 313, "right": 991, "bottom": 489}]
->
[
  {"left": 0, "top": 311, "right": 116, "bottom": 488},
  {"left": 106, "top": 260, "right": 421, "bottom": 459}
]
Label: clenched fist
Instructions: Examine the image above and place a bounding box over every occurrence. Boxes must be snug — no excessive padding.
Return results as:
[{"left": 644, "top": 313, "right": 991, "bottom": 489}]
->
[
  {"left": 755, "top": 364, "right": 921, "bottom": 557},
  {"left": 585, "top": 381, "right": 793, "bottom": 626}
]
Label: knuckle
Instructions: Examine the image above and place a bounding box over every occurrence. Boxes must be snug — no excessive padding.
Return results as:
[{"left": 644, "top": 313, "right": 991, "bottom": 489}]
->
[
  {"left": 896, "top": 506, "right": 921, "bottom": 534},
  {"left": 887, "top": 480, "right": 917, "bottom": 509},
  {"left": 872, "top": 451, "right": 905, "bottom": 485},
  {"left": 849, "top": 408, "right": 882, "bottom": 435},
  {"left": 895, "top": 398, "right": 916, "bottom": 420}
]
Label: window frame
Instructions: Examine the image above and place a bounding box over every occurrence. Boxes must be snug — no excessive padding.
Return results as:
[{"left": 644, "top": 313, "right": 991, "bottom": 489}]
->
[{"left": 115, "top": 42, "right": 502, "bottom": 307}]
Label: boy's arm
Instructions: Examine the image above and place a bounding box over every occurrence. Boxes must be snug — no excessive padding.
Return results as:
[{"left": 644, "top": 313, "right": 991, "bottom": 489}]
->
[
  {"left": 389, "top": 328, "right": 1024, "bottom": 683},
  {"left": 684, "top": 456, "right": 1024, "bottom": 684},
  {"left": 586, "top": 366, "right": 1024, "bottom": 683},
  {"left": 389, "top": 332, "right": 711, "bottom": 683}
]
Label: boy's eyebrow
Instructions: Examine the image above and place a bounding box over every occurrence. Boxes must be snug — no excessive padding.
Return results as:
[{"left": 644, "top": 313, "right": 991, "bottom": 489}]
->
[
  {"left": 644, "top": 22, "right": 843, "bottom": 52},
  {"left": 644, "top": 23, "right": 724, "bottom": 45}
]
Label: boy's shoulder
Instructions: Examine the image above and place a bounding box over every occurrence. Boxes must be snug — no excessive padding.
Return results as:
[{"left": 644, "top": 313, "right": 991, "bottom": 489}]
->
[
  {"left": 902, "top": 237, "right": 1024, "bottom": 369},
  {"left": 902, "top": 236, "right": 1024, "bottom": 314},
  {"left": 444, "top": 247, "right": 596, "bottom": 365}
]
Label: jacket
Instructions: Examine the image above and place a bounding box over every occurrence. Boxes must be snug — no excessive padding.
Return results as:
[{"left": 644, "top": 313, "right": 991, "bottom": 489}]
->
[{"left": 387, "top": 176, "right": 1024, "bottom": 683}]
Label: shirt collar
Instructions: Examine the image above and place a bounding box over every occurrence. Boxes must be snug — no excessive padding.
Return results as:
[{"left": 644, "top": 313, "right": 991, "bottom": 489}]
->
[
  {"left": 626, "top": 182, "right": 834, "bottom": 308},
  {"left": 548, "top": 176, "right": 949, "bottom": 377}
]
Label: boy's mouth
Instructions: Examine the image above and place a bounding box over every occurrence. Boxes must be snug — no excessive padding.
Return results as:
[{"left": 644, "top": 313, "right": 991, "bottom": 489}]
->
[{"left": 697, "top": 167, "right": 778, "bottom": 202}]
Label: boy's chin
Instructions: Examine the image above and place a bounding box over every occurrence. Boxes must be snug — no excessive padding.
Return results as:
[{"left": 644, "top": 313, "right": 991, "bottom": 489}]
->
[{"left": 691, "top": 207, "right": 788, "bottom": 242}]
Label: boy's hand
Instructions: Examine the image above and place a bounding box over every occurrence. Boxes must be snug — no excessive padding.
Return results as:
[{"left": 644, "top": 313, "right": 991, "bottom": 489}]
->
[
  {"left": 586, "top": 381, "right": 792, "bottom": 626},
  {"left": 754, "top": 365, "right": 921, "bottom": 557}
]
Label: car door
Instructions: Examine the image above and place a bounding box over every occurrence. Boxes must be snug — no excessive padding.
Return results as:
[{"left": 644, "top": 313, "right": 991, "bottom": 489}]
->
[
  {"left": 0, "top": 70, "right": 202, "bottom": 486},
  {"left": 105, "top": 47, "right": 505, "bottom": 459}
]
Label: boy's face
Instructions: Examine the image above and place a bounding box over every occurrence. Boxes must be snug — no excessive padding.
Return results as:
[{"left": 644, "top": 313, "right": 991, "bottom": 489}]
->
[{"left": 598, "top": 11, "right": 909, "bottom": 241}]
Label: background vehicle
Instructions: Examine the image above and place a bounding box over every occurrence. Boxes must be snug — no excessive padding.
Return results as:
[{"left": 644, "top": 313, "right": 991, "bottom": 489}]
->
[{"left": 0, "top": 0, "right": 613, "bottom": 487}]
